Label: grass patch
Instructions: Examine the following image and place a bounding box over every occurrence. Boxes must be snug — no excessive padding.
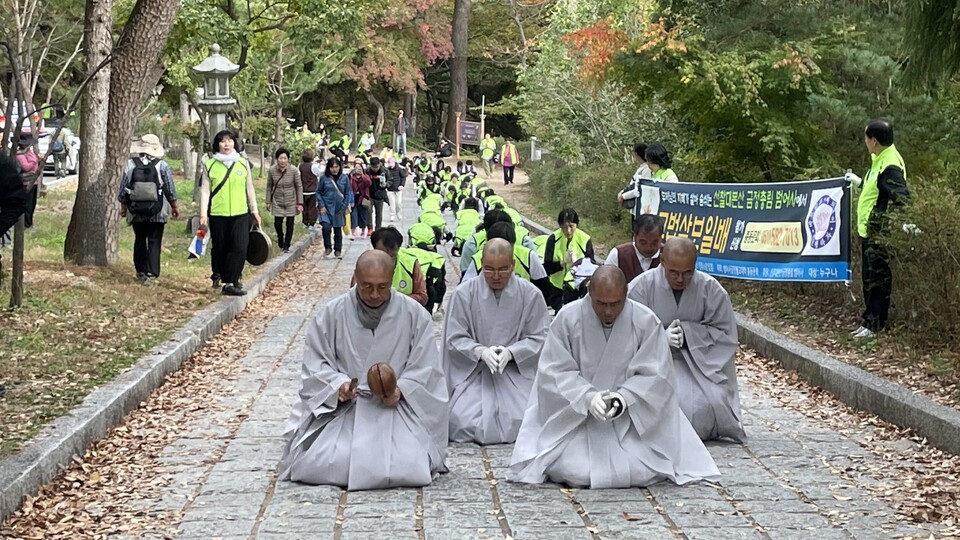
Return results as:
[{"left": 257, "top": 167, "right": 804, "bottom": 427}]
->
[{"left": 0, "top": 169, "right": 303, "bottom": 458}]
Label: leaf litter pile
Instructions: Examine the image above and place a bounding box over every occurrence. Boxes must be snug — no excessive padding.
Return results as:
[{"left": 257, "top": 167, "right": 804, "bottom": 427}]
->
[
  {"left": 739, "top": 346, "right": 960, "bottom": 536},
  {"left": 0, "top": 250, "right": 329, "bottom": 540}
]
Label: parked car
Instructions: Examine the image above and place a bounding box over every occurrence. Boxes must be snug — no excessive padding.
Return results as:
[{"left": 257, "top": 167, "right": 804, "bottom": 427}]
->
[{"left": 37, "top": 128, "right": 81, "bottom": 175}]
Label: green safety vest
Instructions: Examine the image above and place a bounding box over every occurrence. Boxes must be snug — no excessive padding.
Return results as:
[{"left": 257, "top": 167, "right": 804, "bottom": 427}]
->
[
  {"left": 456, "top": 209, "right": 481, "bottom": 228},
  {"left": 472, "top": 244, "right": 532, "bottom": 280},
  {"left": 532, "top": 234, "right": 548, "bottom": 260},
  {"left": 439, "top": 170, "right": 452, "bottom": 183},
  {"left": 653, "top": 168, "right": 675, "bottom": 181},
  {"left": 407, "top": 246, "right": 445, "bottom": 282},
  {"left": 485, "top": 195, "right": 506, "bottom": 209},
  {"left": 392, "top": 249, "right": 418, "bottom": 295},
  {"left": 205, "top": 158, "right": 251, "bottom": 217},
  {"left": 409, "top": 222, "right": 437, "bottom": 246},
  {"left": 420, "top": 192, "right": 442, "bottom": 212},
  {"left": 857, "top": 144, "right": 906, "bottom": 238},
  {"left": 417, "top": 160, "right": 431, "bottom": 173},
  {"left": 470, "top": 176, "right": 486, "bottom": 188},
  {"left": 480, "top": 138, "right": 496, "bottom": 160},
  {"left": 419, "top": 210, "right": 446, "bottom": 229},
  {"left": 547, "top": 228, "right": 590, "bottom": 289},
  {"left": 473, "top": 230, "right": 488, "bottom": 251}
]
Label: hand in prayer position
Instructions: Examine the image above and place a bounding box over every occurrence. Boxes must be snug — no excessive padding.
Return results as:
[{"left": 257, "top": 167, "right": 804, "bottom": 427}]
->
[
  {"left": 667, "top": 319, "right": 684, "bottom": 349},
  {"left": 480, "top": 347, "right": 501, "bottom": 374},
  {"left": 588, "top": 391, "right": 626, "bottom": 422}
]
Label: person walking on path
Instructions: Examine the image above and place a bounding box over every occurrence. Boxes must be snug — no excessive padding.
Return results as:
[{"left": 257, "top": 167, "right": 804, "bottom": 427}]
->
[
  {"left": 266, "top": 147, "right": 303, "bottom": 253},
  {"left": 349, "top": 158, "right": 372, "bottom": 240},
  {"left": 117, "top": 134, "right": 179, "bottom": 286},
  {"left": 385, "top": 156, "right": 407, "bottom": 222},
  {"left": 501, "top": 137, "right": 519, "bottom": 185},
  {"left": 52, "top": 128, "right": 70, "bottom": 178},
  {"left": 480, "top": 133, "right": 496, "bottom": 177},
  {"left": 15, "top": 133, "right": 39, "bottom": 229},
  {"left": 366, "top": 157, "right": 389, "bottom": 231},
  {"left": 315, "top": 156, "right": 353, "bottom": 259},
  {"left": 199, "top": 129, "right": 262, "bottom": 296},
  {"left": 299, "top": 149, "right": 319, "bottom": 229},
  {"left": 844, "top": 118, "right": 911, "bottom": 339},
  {"left": 394, "top": 109, "right": 408, "bottom": 156}
]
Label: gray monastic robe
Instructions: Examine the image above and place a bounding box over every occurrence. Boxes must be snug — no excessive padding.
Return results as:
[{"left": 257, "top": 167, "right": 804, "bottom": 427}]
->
[
  {"left": 508, "top": 298, "right": 720, "bottom": 488},
  {"left": 279, "top": 290, "right": 449, "bottom": 490},
  {"left": 442, "top": 274, "right": 549, "bottom": 444},
  {"left": 628, "top": 267, "right": 746, "bottom": 442}
]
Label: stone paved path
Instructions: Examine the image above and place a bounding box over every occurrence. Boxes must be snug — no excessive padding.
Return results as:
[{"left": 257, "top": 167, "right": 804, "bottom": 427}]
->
[{"left": 142, "top": 191, "right": 941, "bottom": 539}]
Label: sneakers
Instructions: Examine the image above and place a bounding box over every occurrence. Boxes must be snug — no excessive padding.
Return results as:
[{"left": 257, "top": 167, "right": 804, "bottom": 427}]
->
[
  {"left": 211, "top": 277, "right": 221, "bottom": 289},
  {"left": 366, "top": 228, "right": 373, "bottom": 236},
  {"left": 136, "top": 272, "right": 147, "bottom": 284},
  {"left": 335, "top": 250, "right": 342, "bottom": 259},
  {"left": 222, "top": 283, "right": 247, "bottom": 296},
  {"left": 142, "top": 275, "right": 157, "bottom": 287},
  {"left": 324, "top": 248, "right": 333, "bottom": 257},
  {"left": 850, "top": 325, "right": 876, "bottom": 339}
]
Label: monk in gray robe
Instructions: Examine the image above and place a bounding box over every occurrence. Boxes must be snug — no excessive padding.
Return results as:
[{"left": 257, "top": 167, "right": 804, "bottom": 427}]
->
[
  {"left": 279, "top": 250, "right": 449, "bottom": 489},
  {"left": 442, "top": 238, "right": 549, "bottom": 444},
  {"left": 509, "top": 266, "right": 720, "bottom": 488},
  {"left": 628, "top": 237, "right": 746, "bottom": 442}
]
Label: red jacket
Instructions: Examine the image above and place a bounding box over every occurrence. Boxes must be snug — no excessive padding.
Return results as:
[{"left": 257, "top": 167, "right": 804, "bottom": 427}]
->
[{"left": 349, "top": 171, "right": 371, "bottom": 202}]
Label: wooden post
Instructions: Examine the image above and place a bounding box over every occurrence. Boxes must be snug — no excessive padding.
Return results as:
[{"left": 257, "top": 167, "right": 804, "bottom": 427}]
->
[{"left": 455, "top": 111, "right": 461, "bottom": 162}]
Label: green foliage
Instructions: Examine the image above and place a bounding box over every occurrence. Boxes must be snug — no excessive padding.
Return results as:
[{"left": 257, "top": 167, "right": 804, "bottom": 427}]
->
[
  {"left": 903, "top": 0, "right": 960, "bottom": 86},
  {"left": 526, "top": 160, "right": 634, "bottom": 228},
  {"left": 881, "top": 173, "right": 960, "bottom": 347}
]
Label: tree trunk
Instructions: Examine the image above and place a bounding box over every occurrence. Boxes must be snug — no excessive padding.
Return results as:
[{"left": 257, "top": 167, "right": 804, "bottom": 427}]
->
[
  {"left": 405, "top": 92, "right": 417, "bottom": 137},
  {"left": 64, "top": 0, "right": 181, "bottom": 265},
  {"left": 446, "top": 0, "right": 471, "bottom": 138},
  {"left": 180, "top": 92, "right": 195, "bottom": 179},
  {"left": 365, "top": 91, "right": 385, "bottom": 140},
  {"left": 9, "top": 218, "right": 24, "bottom": 308},
  {"left": 64, "top": 0, "right": 112, "bottom": 265}
]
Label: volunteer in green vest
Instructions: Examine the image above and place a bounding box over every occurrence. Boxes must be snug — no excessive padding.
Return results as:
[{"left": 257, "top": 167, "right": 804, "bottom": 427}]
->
[
  {"left": 453, "top": 197, "right": 482, "bottom": 256},
  {"left": 645, "top": 143, "right": 679, "bottom": 182},
  {"left": 407, "top": 223, "right": 448, "bottom": 317},
  {"left": 541, "top": 208, "right": 595, "bottom": 311},
  {"left": 844, "top": 118, "right": 912, "bottom": 339},
  {"left": 459, "top": 209, "right": 539, "bottom": 274},
  {"left": 480, "top": 133, "right": 497, "bottom": 177},
  {"left": 199, "top": 129, "right": 261, "bottom": 296},
  {"left": 367, "top": 226, "right": 428, "bottom": 306}
]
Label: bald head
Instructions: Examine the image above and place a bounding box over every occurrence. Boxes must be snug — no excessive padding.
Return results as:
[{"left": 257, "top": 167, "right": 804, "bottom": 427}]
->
[
  {"left": 483, "top": 238, "right": 513, "bottom": 259},
  {"left": 662, "top": 237, "right": 698, "bottom": 261},
  {"left": 589, "top": 265, "right": 627, "bottom": 325},
  {"left": 356, "top": 250, "right": 395, "bottom": 281},
  {"left": 589, "top": 265, "right": 627, "bottom": 297}
]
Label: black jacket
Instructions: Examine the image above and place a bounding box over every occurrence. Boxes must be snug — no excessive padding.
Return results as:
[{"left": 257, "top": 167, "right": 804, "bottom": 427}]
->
[
  {"left": 0, "top": 152, "right": 28, "bottom": 237},
  {"left": 385, "top": 165, "right": 407, "bottom": 191}
]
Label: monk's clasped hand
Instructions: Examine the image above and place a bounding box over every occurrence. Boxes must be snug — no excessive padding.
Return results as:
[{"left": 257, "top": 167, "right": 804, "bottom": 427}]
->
[
  {"left": 338, "top": 380, "right": 358, "bottom": 402},
  {"left": 480, "top": 347, "right": 502, "bottom": 374},
  {"left": 601, "top": 391, "right": 626, "bottom": 420},
  {"left": 667, "top": 320, "right": 684, "bottom": 349},
  {"left": 588, "top": 392, "right": 609, "bottom": 422},
  {"left": 496, "top": 347, "right": 513, "bottom": 374}
]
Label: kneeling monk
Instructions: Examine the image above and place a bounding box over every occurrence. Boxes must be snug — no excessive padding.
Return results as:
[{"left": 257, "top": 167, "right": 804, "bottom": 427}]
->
[
  {"left": 509, "top": 265, "right": 719, "bottom": 488},
  {"left": 279, "top": 250, "right": 449, "bottom": 489}
]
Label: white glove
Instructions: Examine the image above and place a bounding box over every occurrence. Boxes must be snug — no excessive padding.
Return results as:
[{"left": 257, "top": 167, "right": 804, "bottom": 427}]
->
[
  {"left": 563, "top": 249, "right": 575, "bottom": 265},
  {"left": 844, "top": 171, "right": 862, "bottom": 188},
  {"left": 602, "top": 391, "right": 626, "bottom": 420},
  {"left": 496, "top": 347, "right": 513, "bottom": 374},
  {"left": 588, "top": 392, "right": 609, "bottom": 422},
  {"left": 902, "top": 223, "right": 922, "bottom": 235},
  {"left": 667, "top": 319, "right": 684, "bottom": 349},
  {"left": 479, "top": 348, "right": 501, "bottom": 374}
]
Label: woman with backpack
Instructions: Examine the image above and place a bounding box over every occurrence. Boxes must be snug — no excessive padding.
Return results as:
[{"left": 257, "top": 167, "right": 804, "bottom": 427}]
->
[
  {"left": 266, "top": 147, "right": 303, "bottom": 253},
  {"left": 315, "top": 156, "right": 353, "bottom": 259},
  {"left": 117, "top": 133, "right": 179, "bottom": 286},
  {"left": 199, "top": 129, "right": 261, "bottom": 296}
]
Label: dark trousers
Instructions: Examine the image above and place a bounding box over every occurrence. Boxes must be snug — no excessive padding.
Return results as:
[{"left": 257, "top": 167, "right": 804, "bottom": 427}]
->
[
  {"left": 330, "top": 147, "right": 347, "bottom": 163},
  {"left": 132, "top": 221, "right": 165, "bottom": 277},
  {"left": 425, "top": 278, "right": 447, "bottom": 313},
  {"left": 350, "top": 203, "right": 369, "bottom": 230},
  {"left": 274, "top": 216, "right": 294, "bottom": 249},
  {"left": 210, "top": 213, "right": 251, "bottom": 285},
  {"left": 322, "top": 222, "right": 343, "bottom": 251},
  {"left": 503, "top": 165, "right": 515, "bottom": 185},
  {"left": 861, "top": 236, "right": 892, "bottom": 331},
  {"left": 544, "top": 282, "right": 578, "bottom": 312},
  {"left": 371, "top": 199, "right": 385, "bottom": 229},
  {"left": 23, "top": 185, "right": 38, "bottom": 228},
  {"left": 302, "top": 194, "right": 318, "bottom": 226},
  {"left": 0, "top": 187, "right": 27, "bottom": 237}
]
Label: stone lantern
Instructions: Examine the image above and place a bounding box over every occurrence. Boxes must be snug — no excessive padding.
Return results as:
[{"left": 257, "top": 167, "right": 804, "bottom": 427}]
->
[{"left": 191, "top": 43, "right": 239, "bottom": 137}]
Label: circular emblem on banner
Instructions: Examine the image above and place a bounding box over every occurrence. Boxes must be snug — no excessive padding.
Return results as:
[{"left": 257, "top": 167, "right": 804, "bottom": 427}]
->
[
  {"left": 807, "top": 194, "right": 838, "bottom": 250},
  {"left": 398, "top": 280, "right": 407, "bottom": 289}
]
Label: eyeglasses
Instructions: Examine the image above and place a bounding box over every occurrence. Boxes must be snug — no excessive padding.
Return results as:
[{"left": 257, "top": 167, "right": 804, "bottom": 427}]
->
[{"left": 482, "top": 268, "right": 512, "bottom": 277}]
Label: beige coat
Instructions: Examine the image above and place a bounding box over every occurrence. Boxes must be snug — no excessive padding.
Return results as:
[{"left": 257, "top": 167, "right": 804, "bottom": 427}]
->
[{"left": 267, "top": 164, "right": 304, "bottom": 217}]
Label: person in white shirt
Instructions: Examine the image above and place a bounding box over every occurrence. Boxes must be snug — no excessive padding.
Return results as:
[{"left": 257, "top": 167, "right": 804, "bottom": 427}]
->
[{"left": 618, "top": 143, "right": 652, "bottom": 222}]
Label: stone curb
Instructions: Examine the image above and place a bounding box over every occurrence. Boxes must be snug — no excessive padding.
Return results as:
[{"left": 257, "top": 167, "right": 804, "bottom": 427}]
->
[
  {"left": 519, "top": 214, "right": 960, "bottom": 455},
  {"left": 0, "top": 230, "right": 319, "bottom": 521},
  {"left": 736, "top": 314, "right": 960, "bottom": 455}
]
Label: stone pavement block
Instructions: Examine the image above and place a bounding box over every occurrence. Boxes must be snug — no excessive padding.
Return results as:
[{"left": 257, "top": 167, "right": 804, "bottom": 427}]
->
[
  {"left": 178, "top": 518, "right": 256, "bottom": 537},
  {"left": 423, "top": 529, "right": 502, "bottom": 540},
  {"left": 233, "top": 419, "right": 286, "bottom": 440},
  {"left": 217, "top": 440, "right": 284, "bottom": 469},
  {"left": 340, "top": 532, "right": 420, "bottom": 540},
  {"left": 256, "top": 515, "right": 335, "bottom": 536},
  {"left": 271, "top": 481, "right": 341, "bottom": 504},
  {"left": 658, "top": 498, "right": 738, "bottom": 515},
  {"left": 682, "top": 527, "right": 762, "bottom": 540},
  {"left": 258, "top": 504, "right": 337, "bottom": 534},
  {"left": 588, "top": 508, "right": 671, "bottom": 531},
  {"left": 340, "top": 516, "right": 418, "bottom": 532},
  {"left": 419, "top": 503, "right": 500, "bottom": 528},
  {"left": 738, "top": 498, "right": 818, "bottom": 514},
  {"left": 422, "top": 479, "right": 491, "bottom": 502},
  {"left": 579, "top": 500, "right": 660, "bottom": 518},
  {"left": 648, "top": 483, "right": 727, "bottom": 502},
  {"left": 187, "top": 492, "right": 266, "bottom": 512},
  {"left": 765, "top": 529, "right": 851, "bottom": 540},
  {"left": 723, "top": 484, "right": 801, "bottom": 502},
  {"left": 572, "top": 488, "right": 651, "bottom": 504},
  {"left": 507, "top": 525, "right": 593, "bottom": 540},
  {"left": 496, "top": 499, "right": 581, "bottom": 526},
  {"left": 344, "top": 500, "right": 415, "bottom": 519},
  {"left": 666, "top": 510, "right": 753, "bottom": 529},
  {"left": 199, "top": 470, "right": 273, "bottom": 496},
  {"left": 749, "top": 511, "right": 830, "bottom": 530}
]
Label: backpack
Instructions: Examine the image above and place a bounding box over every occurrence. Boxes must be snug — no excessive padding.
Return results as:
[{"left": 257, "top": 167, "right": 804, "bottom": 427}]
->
[{"left": 126, "top": 158, "right": 164, "bottom": 216}]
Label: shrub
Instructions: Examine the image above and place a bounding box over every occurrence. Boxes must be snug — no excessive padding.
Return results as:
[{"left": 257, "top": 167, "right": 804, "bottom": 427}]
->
[{"left": 527, "top": 160, "right": 634, "bottom": 229}]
